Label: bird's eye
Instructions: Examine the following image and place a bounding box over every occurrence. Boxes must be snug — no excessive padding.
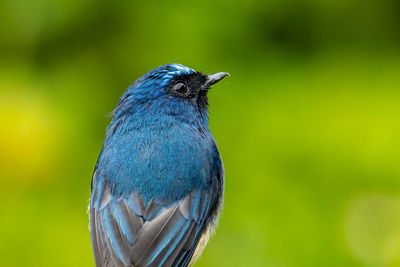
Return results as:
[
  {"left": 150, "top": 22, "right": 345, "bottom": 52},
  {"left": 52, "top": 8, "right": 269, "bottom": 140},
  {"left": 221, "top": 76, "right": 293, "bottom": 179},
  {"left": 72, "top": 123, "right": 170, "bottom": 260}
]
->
[{"left": 173, "top": 83, "right": 189, "bottom": 95}]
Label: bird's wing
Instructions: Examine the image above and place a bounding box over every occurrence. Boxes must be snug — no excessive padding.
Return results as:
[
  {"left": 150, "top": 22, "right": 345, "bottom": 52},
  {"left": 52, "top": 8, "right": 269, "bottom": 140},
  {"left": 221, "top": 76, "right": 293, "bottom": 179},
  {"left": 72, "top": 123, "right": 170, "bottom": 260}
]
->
[{"left": 90, "top": 176, "right": 220, "bottom": 267}]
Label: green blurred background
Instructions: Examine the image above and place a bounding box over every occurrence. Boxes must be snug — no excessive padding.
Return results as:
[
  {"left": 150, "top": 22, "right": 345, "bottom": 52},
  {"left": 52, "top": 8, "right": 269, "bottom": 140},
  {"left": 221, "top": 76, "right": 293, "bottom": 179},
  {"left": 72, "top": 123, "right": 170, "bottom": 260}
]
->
[{"left": 1, "top": 0, "right": 400, "bottom": 266}]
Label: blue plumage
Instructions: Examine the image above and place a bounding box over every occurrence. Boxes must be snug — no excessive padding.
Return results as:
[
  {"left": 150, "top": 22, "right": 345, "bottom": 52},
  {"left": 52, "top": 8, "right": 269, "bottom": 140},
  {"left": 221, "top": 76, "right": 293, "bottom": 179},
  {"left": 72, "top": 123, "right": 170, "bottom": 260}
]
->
[{"left": 90, "top": 64, "right": 228, "bottom": 267}]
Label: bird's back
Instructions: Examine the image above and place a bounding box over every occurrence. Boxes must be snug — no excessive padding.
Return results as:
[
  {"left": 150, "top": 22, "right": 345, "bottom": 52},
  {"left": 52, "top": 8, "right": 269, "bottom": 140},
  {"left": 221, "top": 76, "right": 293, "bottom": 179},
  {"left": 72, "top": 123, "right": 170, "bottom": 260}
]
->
[{"left": 90, "top": 120, "right": 224, "bottom": 267}]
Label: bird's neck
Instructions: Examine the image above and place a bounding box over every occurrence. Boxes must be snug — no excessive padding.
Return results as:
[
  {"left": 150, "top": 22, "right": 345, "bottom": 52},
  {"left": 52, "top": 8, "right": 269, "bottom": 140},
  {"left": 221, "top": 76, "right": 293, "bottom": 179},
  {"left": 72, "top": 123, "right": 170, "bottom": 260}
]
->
[{"left": 107, "top": 110, "right": 210, "bottom": 139}]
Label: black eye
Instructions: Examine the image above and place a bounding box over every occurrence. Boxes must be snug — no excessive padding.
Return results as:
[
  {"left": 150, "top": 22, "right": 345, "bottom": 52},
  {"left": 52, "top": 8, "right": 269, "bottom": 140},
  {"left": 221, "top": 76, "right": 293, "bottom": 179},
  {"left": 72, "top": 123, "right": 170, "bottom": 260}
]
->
[{"left": 173, "top": 82, "right": 189, "bottom": 95}]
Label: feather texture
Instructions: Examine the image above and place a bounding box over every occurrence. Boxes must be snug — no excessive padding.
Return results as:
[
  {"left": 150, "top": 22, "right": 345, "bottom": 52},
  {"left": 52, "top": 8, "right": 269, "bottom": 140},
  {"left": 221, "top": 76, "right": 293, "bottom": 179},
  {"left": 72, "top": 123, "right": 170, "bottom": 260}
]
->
[{"left": 90, "top": 175, "right": 222, "bottom": 267}]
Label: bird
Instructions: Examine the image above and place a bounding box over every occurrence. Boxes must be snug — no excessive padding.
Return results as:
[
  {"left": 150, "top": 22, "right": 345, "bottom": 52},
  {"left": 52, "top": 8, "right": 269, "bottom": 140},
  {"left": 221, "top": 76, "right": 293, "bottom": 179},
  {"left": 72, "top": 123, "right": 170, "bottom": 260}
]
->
[{"left": 89, "top": 63, "right": 229, "bottom": 267}]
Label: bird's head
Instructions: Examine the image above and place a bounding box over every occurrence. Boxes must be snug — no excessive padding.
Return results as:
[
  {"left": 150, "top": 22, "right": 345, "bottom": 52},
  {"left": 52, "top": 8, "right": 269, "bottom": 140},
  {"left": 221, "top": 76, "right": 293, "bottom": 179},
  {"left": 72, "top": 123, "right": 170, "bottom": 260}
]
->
[{"left": 113, "top": 64, "right": 229, "bottom": 127}]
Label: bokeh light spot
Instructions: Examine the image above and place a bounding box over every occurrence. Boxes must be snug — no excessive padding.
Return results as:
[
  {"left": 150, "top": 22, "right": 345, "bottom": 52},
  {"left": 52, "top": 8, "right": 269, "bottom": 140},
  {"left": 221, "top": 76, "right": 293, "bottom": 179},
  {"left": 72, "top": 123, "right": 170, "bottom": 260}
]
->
[
  {"left": 345, "top": 193, "right": 400, "bottom": 265},
  {"left": 0, "top": 89, "right": 60, "bottom": 185}
]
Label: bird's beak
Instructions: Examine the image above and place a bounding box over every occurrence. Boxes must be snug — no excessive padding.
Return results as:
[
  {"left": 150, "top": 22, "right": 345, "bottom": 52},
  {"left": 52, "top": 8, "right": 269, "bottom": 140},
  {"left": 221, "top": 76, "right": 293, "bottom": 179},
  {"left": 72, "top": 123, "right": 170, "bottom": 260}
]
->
[{"left": 205, "top": 72, "right": 230, "bottom": 86}]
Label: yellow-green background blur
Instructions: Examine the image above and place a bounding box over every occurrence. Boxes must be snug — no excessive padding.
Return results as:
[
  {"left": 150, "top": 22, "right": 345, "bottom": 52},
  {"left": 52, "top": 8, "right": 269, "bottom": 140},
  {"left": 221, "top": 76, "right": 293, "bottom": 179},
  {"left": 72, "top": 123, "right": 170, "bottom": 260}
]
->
[{"left": 1, "top": 1, "right": 400, "bottom": 266}]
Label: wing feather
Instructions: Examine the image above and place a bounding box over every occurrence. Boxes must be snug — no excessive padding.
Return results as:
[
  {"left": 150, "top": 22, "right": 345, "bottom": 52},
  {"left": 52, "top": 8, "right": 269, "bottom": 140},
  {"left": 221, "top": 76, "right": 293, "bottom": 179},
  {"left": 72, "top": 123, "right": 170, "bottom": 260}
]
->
[{"left": 90, "top": 182, "right": 219, "bottom": 267}]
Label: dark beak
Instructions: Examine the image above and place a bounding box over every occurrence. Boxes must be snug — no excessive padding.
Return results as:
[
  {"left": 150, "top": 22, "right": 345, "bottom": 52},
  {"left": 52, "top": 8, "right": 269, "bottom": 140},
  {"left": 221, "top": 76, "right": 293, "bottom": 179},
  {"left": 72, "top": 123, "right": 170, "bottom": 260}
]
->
[{"left": 205, "top": 72, "right": 230, "bottom": 86}]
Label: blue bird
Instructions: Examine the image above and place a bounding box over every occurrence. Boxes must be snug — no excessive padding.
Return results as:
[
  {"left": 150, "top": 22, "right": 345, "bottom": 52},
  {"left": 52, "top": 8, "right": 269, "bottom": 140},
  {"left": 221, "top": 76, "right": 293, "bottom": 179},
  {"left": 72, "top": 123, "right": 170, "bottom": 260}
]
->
[{"left": 90, "top": 64, "right": 229, "bottom": 267}]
